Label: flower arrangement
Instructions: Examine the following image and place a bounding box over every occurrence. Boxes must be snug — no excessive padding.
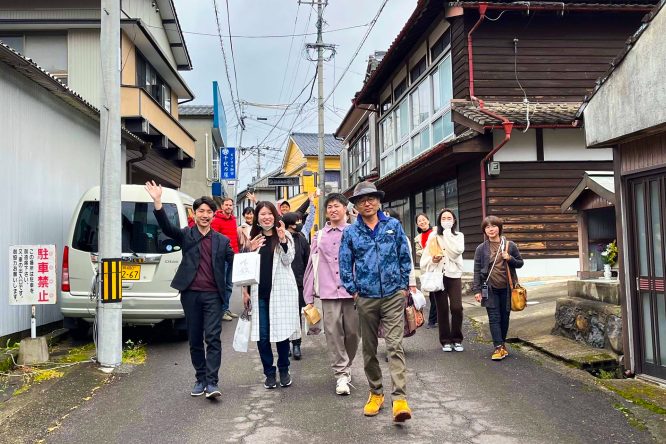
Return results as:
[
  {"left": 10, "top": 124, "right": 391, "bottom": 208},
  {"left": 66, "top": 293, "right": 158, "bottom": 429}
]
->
[{"left": 600, "top": 240, "right": 618, "bottom": 267}]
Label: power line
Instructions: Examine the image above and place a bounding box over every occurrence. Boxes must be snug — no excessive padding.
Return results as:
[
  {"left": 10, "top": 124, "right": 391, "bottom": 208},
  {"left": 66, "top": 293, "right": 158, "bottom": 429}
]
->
[
  {"left": 145, "top": 22, "right": 369, "bottom": 39},
  {"left": 276, "top": 4, "right": 301, "bottom": 107},
  {"left": 256, "top": 67, "right": 318, "bottom": 149},
  {"left": 210, "top": 0, "right": 243, "bottom": 131},
  {"left": 224, "top": 0, "right": 241, "bottom": 113},
  {"left": 324, "top": 0, "right": 389, "bottom": 104}
]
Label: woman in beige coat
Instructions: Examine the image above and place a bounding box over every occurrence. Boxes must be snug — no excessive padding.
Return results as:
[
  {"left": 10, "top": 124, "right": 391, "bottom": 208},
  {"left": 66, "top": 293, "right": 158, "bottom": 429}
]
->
[{"left": 420, "top": 208, "right": 465, "bottom": 352}]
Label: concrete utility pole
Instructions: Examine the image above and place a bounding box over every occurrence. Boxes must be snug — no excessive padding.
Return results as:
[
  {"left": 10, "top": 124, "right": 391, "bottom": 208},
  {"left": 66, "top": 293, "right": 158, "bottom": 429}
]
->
[
  {"left": 302, "top": 0, "right": 335, "bottom": 228},
  {"left": 230, "top": 103, "right": 245, "bottom": 200},
  {"left": 98, "top": 0, "right": 122, "bottom": 367},
  {"left": 256, "top": 146, "right": 262, "bottom": 180}
]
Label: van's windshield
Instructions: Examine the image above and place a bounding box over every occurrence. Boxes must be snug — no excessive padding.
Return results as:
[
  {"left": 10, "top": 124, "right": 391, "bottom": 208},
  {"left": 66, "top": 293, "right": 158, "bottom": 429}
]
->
[{"left": 72, "top": 202, "right": 182, "bottom": 254}]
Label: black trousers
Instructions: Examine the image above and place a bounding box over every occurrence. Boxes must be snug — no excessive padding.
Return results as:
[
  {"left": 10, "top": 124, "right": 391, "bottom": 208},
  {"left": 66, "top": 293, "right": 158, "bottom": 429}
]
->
[{"left": 181, "top": 290, "right": 223, "bottom": 385}]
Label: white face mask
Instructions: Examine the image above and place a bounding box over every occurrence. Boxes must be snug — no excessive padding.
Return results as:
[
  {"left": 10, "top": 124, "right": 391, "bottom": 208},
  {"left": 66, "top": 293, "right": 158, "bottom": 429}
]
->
[
  {"left": 260, "top": 223, "right": 274, "bottom": 232},
  {"left": 441, "top": 221, "right": 454, "bottom": 230}
]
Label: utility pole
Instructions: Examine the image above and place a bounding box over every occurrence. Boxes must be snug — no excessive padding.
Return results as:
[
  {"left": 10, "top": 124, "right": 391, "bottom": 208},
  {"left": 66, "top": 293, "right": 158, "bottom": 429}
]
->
[
  {"left": 302, "top": 0, "right": 335, "bottom": 229},
  {"left": 230, "top": 103, "right": 245, "bottom": 200},
  {"left": 98, "top": 0, "right": 122, "bottom": 367}
]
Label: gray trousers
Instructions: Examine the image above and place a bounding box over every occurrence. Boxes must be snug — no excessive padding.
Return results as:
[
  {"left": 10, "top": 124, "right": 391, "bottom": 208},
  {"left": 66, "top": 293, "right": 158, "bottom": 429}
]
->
[{"left": 322, "top": 298, "right": 359, "bottom": 378}]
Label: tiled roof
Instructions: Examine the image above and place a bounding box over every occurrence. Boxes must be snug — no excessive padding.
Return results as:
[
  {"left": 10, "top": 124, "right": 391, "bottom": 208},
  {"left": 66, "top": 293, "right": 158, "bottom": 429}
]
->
[
  {"left": 578, "top": 0, "right": 665, "bottom": 117},
  {"left": 450, "top": 1, "right": 658, "bottom": 9},
  {"left": 451, "top": 100, "right": 582, "bottom": 127},
  {"left": 290, "top": 132, "right": 344, "bottom": 156},
  {"left": 0, "top": 42, "right": 144, "bottom": 146},
  {"left": 179, "top": 105, "right": 214, "bottom": 116}
]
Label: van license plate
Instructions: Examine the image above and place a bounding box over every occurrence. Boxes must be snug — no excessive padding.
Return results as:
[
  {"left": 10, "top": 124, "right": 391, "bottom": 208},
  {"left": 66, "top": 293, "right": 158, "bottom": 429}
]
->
[{"left": 121, "top": 264, "right": 141, "bottom": 280}]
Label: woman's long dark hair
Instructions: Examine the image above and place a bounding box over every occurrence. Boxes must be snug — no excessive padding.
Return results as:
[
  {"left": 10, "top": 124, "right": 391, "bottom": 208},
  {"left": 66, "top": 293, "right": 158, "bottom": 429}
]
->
[
  {"left": 415, "top": 212, "right": 432, "bottom": 234},
  {"left": 436, "top": 208, "right": 458, "bottom": 235},
  {"left": 250, "top": 201, "right": 280, "bottom": 250}
]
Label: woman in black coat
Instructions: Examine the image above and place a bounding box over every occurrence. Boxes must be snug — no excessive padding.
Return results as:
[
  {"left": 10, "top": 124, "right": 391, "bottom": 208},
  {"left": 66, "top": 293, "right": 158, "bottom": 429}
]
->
[
  {"left": 282, "top": 211, "right": 311, "bottom": 360},
  {"left": 472, "top": 216, "right": 524, "bottom": 361}
]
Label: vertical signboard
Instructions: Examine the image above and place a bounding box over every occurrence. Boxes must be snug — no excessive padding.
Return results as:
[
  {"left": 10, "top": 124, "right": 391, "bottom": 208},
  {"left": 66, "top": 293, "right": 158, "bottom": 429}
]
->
[
  {"left": 8, "top": 245, "right": 57, "bottom": 305},
  {"left": 220, "top": 147, "right": 236, "bottom": 180}
]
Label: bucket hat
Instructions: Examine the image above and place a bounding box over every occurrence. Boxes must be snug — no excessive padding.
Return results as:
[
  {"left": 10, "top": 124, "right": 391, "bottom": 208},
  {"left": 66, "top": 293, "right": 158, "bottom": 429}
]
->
[{"left": 349, "top": 181, "right": 385, "bottom": 204}]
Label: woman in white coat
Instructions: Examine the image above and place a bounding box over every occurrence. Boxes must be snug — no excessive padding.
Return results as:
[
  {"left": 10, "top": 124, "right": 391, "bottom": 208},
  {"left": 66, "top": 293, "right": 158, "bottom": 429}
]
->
[
  {"left": 420, "top": 208, "right": 465, "bottom": 352},
  {"left": 242, "top": 201, "right": 301, "bottom": 389}
]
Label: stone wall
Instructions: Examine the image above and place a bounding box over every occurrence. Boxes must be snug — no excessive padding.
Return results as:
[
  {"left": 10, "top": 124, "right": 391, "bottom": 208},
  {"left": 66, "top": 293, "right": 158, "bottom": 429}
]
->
[{"left": 552, "top": 297, "right": 623, "bottom": 354}]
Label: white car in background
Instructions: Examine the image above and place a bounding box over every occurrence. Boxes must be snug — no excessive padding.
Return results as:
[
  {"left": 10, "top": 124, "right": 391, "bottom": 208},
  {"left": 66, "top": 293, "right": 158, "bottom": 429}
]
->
[{"left": 60, "top": 184, "right": 194, "bottom": 338}]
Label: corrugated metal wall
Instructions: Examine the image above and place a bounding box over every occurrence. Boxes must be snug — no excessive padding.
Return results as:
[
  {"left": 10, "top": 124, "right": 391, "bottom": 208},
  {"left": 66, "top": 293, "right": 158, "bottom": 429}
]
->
[
  {"left": 0, "top": 62, "right": 103, "bottom": 337},
  {"left": 68, "top": 29, "right": 102, "bottom": 108}
]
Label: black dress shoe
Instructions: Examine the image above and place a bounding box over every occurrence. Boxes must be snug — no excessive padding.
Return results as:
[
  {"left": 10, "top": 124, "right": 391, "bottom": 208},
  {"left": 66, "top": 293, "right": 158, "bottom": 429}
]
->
[{"left": 293, "top": 344, "right": 302, "bottom": 360}]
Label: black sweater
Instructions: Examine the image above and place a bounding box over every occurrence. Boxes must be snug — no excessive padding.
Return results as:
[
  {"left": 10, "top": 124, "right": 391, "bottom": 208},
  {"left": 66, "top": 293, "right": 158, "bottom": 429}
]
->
[{"left": 290, "top": 231, "right": 310, "bottom": 287}]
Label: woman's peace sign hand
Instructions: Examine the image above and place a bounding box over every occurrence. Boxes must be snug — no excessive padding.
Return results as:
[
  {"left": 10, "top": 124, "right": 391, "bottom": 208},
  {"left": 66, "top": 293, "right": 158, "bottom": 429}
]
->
[{"left": 276, "top": 220, "right": 287, "bottom": 243}]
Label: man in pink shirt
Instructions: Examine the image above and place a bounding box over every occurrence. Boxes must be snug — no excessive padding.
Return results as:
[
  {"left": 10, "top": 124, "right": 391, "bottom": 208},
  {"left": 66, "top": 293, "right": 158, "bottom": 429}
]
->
[{"left": 303, "top": 193, "right": 359, "bottom": 396}]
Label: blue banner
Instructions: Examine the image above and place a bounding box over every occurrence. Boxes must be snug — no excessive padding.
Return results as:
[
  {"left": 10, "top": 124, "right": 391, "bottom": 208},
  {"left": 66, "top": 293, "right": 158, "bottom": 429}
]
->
[{"left": 220, "top": 147, "right": 236, "bottom": 180}]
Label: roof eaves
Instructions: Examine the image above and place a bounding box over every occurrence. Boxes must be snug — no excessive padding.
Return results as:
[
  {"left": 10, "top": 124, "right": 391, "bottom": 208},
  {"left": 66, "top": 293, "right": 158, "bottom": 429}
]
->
[
  {"left": 0, "top": 42, "right": 145, "bottom": 147},
  {"left": 354, "top": 0, "right": 431, "bottom": 106}
]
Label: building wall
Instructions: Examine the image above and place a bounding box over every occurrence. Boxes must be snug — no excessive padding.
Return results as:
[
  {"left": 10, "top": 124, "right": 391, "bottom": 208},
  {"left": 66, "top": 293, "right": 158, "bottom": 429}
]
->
[
  {"left": 68, "top": 29, "right": 102, "bottom": 107},
  {"left": 492, "top": 128, "right": 612, "bottom": 162},
  {"left": 619, "top": 133, "right": 666, "bottom": 175},
  {"left": 487, "top": 160, "right": 612, "bottom": 258},
  {"left": 453, "top": 11, "right": 645, "bottom": 103},
  {"left": 0, "top": 61, "right": 111, "bottom": 337},
  {"left": 122, "top": 0, "right": 177, "bottom": 68},
  {"left": 180, "top": 116, "right": 214, "bottom": 199},
  {"left": 584, "top": 7, "right": 666, "bottom": 147}
]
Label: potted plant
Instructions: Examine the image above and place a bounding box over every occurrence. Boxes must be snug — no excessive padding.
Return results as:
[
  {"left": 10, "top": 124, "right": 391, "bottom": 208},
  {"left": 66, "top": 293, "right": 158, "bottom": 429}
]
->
[{"left": 600, "top": 240, "right": 618, "bottom": 279}]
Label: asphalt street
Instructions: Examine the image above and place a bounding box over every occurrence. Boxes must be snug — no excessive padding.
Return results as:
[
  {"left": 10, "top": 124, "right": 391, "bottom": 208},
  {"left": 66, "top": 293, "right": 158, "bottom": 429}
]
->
[{"left": 46, "top": 292, "right": 652, "bottom": 444}]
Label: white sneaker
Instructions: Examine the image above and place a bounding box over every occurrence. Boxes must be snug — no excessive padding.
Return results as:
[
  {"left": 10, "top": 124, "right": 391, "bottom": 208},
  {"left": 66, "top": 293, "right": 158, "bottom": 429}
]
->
[
  {"left": 453, "top": 343, "right": 464, "bottom": 352},
  {"left": 442, "top": 344, "right": 453, "bottom": 352},
  {"left": 335, "top": 375, "right": 351, "bottom": 396}
]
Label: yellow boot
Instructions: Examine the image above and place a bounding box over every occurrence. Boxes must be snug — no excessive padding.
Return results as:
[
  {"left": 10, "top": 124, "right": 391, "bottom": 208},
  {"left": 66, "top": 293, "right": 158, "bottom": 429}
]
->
[
  {"left": 363, "top": 392, "right": 385, "bottom": 416},
  {"left": 392, "top": 399, "right": 412, "bottom": 422}
]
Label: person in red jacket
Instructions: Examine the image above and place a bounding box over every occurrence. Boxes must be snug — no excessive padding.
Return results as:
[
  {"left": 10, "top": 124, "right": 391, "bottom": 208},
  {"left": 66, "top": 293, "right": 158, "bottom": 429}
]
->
[{"left": 211, "top": 197, "right": 240, "bottom": 321}]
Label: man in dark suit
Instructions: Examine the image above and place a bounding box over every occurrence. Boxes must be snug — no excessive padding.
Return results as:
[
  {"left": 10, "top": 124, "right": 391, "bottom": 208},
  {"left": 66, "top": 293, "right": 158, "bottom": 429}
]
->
[{"left": 145, "top": 181, "right": 234, "bottom": 400}]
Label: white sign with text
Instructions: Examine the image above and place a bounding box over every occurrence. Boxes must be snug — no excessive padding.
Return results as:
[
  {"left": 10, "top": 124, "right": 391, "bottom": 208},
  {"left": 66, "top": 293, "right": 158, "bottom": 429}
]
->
[{"left": 8, "top": 245, "right": 57, "bottom": 305}]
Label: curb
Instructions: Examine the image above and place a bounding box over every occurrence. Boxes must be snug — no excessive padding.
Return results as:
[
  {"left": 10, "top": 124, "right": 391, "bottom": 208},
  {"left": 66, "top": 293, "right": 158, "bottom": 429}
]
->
[{"left": 508, "top": 336, "right": 618, "bottom": 371}]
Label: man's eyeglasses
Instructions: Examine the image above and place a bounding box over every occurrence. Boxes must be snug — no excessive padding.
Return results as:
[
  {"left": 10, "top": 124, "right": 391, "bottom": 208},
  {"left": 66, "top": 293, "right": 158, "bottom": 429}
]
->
[{"left": 355, "top": 196, "right": 378, "bottom": 205}]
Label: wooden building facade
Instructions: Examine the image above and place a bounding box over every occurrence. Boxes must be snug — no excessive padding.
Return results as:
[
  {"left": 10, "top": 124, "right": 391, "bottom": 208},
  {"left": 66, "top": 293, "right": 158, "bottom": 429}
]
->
[{"left": 338, "top": 0, "right": 655, "bottom": 274}]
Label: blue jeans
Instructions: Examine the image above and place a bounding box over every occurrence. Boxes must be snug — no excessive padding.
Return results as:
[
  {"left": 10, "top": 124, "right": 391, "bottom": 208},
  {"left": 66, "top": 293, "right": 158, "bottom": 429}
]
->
[
  {"left": 257, "top": 298, "right": 290, "bottom": 377},
  {"left": 485, "top": 286, "right": 511, "bottom": 347},
  {"left": 222, "top": 262, "right": 233, "bottom": 313}
]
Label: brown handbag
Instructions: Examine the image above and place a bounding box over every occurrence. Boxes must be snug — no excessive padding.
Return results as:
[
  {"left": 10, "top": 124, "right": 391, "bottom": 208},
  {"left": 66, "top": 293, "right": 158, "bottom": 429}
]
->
[{"left": 505, "top": 241, "right": 527, "bottom": 311}]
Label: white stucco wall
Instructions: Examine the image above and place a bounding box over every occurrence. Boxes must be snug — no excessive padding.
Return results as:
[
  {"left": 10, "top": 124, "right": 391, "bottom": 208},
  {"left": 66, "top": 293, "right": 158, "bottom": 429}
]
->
[
  {"left": 492, "top": 129, "right": 537, "bottom": 161},
  {"left": 0, "top": 62, "right": 115, "bottom": 337},
  {"left": 543, "top": 129, "right": 612, "bottom": 161},
  {"left": 584, "top": 6, "right": 666, "bottom": 146}
]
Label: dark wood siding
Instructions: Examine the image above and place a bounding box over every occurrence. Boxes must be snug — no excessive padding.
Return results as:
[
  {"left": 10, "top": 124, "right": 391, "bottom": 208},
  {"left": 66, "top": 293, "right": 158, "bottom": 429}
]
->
[
  {"left": 619, "top": 132, "right": 666, "bottom": 175},
  {"left": 457, "top": 158, "right": 484, "bottom": 259},
  {"left": 127, "top": 149, "right": 183, "bottom": 188},
  {"left": 487, "top": 161, "right": 612, "bottom": 258},
  {"left": 450, "top": 16, "right": 469, "bottom": 136},
  {"left": 457, "top": 11, "right": 644, "bottom": 102}
]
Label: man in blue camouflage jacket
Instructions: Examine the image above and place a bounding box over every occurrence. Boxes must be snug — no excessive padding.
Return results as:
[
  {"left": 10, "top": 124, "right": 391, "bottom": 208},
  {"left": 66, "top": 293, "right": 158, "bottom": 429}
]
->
[{"left": 339, "top": 181, "right": 414, "bottom": 423}]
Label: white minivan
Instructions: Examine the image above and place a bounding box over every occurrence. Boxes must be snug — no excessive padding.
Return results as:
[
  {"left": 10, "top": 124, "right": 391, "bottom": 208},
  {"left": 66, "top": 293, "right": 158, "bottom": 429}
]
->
[{"left": 60, "top": 184, "right": 194, "bottom": 337}]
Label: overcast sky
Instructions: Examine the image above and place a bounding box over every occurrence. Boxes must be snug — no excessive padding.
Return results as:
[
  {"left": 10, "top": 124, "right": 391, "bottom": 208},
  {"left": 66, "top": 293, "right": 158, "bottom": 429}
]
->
[{"left": 173, "top": 0, "right": 416, "bottom": 189}]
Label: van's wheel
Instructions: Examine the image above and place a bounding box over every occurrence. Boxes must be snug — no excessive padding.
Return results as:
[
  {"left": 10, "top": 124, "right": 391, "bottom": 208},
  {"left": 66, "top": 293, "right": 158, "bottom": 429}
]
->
[{"left": 65, "top": 318, "right": 90, "bottom": 341}]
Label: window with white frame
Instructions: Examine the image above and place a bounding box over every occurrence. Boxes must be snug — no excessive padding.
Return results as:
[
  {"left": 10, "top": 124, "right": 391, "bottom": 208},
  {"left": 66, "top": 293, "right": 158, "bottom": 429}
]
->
[
  {"left": 349, "top": 131, "right": 370, "bottom": 184},
  {"left": 378, "top": 41, "right": 454, "bottom": 175}
]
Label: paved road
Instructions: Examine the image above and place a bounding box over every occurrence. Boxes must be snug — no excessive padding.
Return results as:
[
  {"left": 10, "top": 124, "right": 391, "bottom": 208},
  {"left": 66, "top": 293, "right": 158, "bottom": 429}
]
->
[{"left": 47, "top": 294, "right": 651, "bottom": 444}]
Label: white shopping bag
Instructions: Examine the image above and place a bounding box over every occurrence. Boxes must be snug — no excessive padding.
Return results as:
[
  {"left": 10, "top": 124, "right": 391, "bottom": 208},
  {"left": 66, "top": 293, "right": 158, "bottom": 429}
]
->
[
  {"left": 232, "top": 252, "right": 260, "bottom": 286},
  {"left": 412, "top": 289, "right": 427, "bottom": 310},
  {"left": 420, "top": 270, "right": 444, "bottom": 292},
  {"left": 232, "top": 309, "right": 252, "bottom": 352}
]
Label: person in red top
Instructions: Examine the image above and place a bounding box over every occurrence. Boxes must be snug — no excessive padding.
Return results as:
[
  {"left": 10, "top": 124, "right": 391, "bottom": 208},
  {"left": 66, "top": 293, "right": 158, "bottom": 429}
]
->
[{"left": 211, "top": 197, "right": 240, "bottom": 321}]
